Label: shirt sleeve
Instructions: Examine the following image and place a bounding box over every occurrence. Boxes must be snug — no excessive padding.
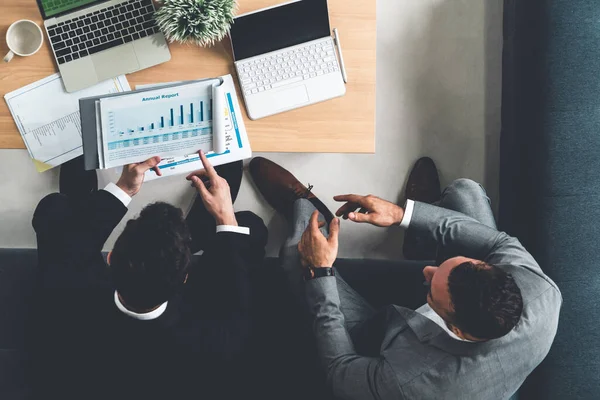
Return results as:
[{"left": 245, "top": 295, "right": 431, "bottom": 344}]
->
[
  {"left": 216, "top": 225, "right": 250, "bottom": 235},
  {"left": 399, "top": 199, "right": 415, "bottom": 229},
  {"left": 103, "top": 183, "right": 132, "bottom": 207}
]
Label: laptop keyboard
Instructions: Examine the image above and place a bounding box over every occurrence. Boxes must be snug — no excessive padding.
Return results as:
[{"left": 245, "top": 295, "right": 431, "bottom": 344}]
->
[
  {"left": 47, "top": 0, "right": 160, "bottom": 65},
  {"left": 237, "top": 38, "right": 340, "bottom": 97}
]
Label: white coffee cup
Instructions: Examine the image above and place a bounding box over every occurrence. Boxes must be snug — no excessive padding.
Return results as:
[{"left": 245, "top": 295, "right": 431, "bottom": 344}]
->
[{"left": 4, "top": 20, "right": 44, "bottom": 63}]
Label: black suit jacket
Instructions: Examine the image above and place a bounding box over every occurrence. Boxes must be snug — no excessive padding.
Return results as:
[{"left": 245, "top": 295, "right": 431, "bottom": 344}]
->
[{"left": 32, "top": 190, "right": 258, "bottom": 400}]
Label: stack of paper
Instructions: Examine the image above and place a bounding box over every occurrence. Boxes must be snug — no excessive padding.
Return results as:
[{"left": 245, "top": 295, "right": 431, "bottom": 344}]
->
[
  {"left": 80, "top": 74, "right": 251, "bottom": 179},
  {"left": 4, "top": 74, "right": 130, "bottom": 172}
]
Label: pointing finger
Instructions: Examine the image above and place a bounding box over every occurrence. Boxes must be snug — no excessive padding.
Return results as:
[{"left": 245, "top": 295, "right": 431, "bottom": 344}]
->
[
  {"left": 334, "top": 194, "right": 365, "bottom": 204},
  {"left": 198, "top": 150, "right": 218, "bottom": 181}
]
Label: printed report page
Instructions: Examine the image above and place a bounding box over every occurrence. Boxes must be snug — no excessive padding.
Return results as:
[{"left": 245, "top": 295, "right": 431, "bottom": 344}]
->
[{"left": 99, "top": 81, "right": 218, "bottom": 169}]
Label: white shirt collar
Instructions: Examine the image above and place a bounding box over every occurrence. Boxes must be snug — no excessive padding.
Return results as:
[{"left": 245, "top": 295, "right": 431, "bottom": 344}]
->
[
  {"left": 416, "top": 303, "right": 476, "bottom": 343},
  {"left": 114, "top": 291, "right": 168, "bottom": 321}
]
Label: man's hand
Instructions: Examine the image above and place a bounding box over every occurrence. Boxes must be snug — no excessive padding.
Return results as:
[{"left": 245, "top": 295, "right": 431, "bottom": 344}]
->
[
  {"left": 334, "top": 194, "right": 405, "bottom": 227},
  {"left": 298, "top": 211, "right": 340, "bottom": 269},
  {"left": 116, "top": 156, "right": 162, "bottom": 197},
  {"left": 186, "top": 150, "right": 237, "bottom": 226}
]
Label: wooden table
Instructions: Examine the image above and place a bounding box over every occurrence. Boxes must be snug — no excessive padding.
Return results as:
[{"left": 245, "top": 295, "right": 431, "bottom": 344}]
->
[{"left": 0, "top": 0, "right": 376, "bottom": 153}]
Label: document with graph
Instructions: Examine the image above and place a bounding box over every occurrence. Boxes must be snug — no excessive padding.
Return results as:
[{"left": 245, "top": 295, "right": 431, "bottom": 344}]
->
[
  {"left": 136, "top": 75, "right": 252, "bottom": 181},
  {"left": 4, "top": 73, "right": 130, "bottom": 172},
  {"left": 97, "top": 79, "right": 223, "bottom": 169}
]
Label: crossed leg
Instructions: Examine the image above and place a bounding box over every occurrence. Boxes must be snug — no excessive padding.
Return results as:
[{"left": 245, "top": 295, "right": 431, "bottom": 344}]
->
[{"left": 279, "top": 198, "right": 377, "bottom": 332}]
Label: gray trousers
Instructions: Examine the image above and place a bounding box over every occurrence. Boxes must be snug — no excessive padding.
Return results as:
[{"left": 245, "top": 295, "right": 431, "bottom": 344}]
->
[{"left": 279, "top": 178, "right": 496, "bottom": 333}]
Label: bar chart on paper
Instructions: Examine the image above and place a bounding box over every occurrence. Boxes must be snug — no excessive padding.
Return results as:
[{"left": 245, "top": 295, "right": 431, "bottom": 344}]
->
[{"left": 104, "top": 95, "right": 214, "bottom": 150}]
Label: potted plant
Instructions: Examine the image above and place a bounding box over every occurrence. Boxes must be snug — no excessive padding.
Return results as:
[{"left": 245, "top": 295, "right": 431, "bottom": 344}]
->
[{"left": 154, "top": 0, "right": 236, "bottom": 47}]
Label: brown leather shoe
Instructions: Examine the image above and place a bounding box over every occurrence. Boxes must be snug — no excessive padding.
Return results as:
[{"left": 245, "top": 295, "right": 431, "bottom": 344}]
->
[
  {"left": 403, "top": 157, "right": 441, "bottom": 260},
  {"left": 249, "top": 157, "right": 334, "bottom": 223}
]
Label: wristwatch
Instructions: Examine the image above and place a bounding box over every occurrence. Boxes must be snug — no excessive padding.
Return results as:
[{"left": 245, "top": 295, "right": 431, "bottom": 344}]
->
[{"left": 304, "top": 267, "right": 335, "bottom": 281}]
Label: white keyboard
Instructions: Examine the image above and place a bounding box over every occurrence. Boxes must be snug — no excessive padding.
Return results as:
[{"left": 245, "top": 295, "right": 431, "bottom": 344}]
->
[{"left": 237, "top": 38, "right": 340, "bottom": 97}]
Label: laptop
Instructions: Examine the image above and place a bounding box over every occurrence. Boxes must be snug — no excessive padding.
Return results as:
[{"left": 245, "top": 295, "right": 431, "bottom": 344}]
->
[
  {"left": 36, "top": 0, "right": 171, "bottom": 93},
  {"left": 229, "top": 0, "right": 346, "bottom": 120}
]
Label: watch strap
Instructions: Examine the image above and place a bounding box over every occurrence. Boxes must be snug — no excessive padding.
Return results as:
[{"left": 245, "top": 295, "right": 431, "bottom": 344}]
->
[{"left": 304, "top": 267, "right": 335, "bottom": 281}]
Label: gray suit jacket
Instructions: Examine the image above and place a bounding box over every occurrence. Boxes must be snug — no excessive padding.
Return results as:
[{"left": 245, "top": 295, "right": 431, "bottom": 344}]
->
[{"left": 305, "top": 201, "right": 562, "bottom": 400}]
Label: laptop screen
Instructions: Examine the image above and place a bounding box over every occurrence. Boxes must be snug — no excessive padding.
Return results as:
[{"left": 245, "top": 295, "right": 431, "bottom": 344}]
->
[
  {"left": 39, "top": 0, "right": 100, "bottom": 18},
  {"left": 230, "top": 0, "right": 331, "bottom": 61}
]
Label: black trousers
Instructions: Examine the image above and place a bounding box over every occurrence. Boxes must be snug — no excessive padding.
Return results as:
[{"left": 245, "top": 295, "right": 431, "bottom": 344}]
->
[{"left": 33, "top": 192, "right": 116, "bottom": 290}]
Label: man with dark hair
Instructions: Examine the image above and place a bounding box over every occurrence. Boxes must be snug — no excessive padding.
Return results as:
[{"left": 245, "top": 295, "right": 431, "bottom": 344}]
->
[
  {"left": 109, "top": 201, "right": 193, "bottom": 312},
  {"left": 416, "top": 256, "right": 524, "bottom": 342},
  {"left": 249, "top": 156, "right": 561, "bottom": 400},
  {"left": 446, "top": 261, "right": 523, "bottom": 339},
  {"left": 32, "top": 151, "right": 267, "bottom": 400}
]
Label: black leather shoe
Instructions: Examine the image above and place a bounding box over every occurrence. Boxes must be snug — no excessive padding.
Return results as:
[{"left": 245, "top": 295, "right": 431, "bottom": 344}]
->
[
  {"left": 215, "top": 160, "right": 244, "bottom": 204},
  {"left": 249, "top": 157, "right": 333, "bottom": 223},
  {"left": 403, "top": 157, "right": 441, "bottom": 260},
  {"left": 403, "top": 157, "right": 441, "bottom": 205}
]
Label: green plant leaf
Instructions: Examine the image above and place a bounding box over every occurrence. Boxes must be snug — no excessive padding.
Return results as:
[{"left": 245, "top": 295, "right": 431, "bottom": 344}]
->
[{"left": 155, "top": 0, "right": 237, "bottom": 47}]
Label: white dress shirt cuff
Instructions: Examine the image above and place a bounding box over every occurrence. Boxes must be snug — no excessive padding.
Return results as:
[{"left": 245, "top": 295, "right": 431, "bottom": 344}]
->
[
  {"left": 103, "top": 183, "right": 132, "bottom": 207},
  {"left": 399, "top": 199, "right": 415, "bottom": 229},
  {"left": 216, "top": 225, "right": 250, "bottom": 235},
  {"left": 114, "top": 291, "right": 167, "bottom": 321}
]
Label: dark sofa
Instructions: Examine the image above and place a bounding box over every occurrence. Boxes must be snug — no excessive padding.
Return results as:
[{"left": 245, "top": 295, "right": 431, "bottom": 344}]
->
[
  {"left": 501, "top": 0, "right": 600, "bottom": 398},
  {"left": 0, "top": 251, "right": 35, "bottom": 400},
  {"left": 0, "top": 249, "right": 433, "bottom": 400}
]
